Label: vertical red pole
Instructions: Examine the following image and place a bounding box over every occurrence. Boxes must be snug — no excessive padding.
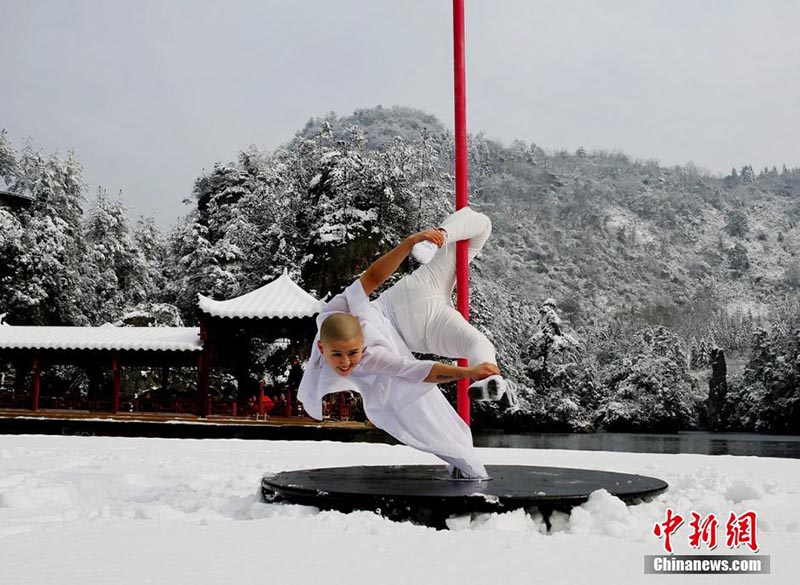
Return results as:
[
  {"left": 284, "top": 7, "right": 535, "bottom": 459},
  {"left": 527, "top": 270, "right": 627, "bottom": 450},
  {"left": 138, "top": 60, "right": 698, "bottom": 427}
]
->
[
  {"left": 197, "top": 320, "right": 211, "bottom": 418},
  {"left": 32, "top": 355, "right": 41, "bottom": 411},
  {"left": 285, "top": 388, "right": 292, "bottom": 418},
  {"left": 453, "top": 0, "right": 470, "bottom": 425},
  {"left": 111, "top": 356, "right": 121, "bottom": 414}
]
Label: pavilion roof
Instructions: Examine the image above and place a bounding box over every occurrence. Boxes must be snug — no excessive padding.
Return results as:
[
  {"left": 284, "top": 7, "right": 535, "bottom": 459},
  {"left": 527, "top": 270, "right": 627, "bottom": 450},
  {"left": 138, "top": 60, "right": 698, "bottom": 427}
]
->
[
  {"left": 197, "top": 272, "right": 323, "bottom": 319},
  {"left": 0, "top": 325, "right": 202, "bottom": 352}
]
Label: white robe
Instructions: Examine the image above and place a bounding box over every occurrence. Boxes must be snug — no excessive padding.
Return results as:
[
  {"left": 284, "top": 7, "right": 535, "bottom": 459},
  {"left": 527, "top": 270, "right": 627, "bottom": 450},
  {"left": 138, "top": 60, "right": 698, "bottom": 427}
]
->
[{"left": 298, "top": 278, "right": 488, "bottom": 478}]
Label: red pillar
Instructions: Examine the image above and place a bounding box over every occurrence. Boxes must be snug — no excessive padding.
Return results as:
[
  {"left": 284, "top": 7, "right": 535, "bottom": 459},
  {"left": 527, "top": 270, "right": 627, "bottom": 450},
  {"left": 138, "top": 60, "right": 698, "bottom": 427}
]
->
[
  {"left": 453, "top": 0, "right": 471, "bottom": 425},
  {"left": 111, "top": 356, "right": 121, "bottom": 414},
  {"left": 32, "top": 355, "right": 41, "bottom": 411},
  {"left": 197, "top": 351, "right": 210, "bottom": 418},
  {"left": 197, "top": 320, "right": 211, "bottom": 418},
  {"left": 285, "top": 388, "right": 292, "bottom": 418}
]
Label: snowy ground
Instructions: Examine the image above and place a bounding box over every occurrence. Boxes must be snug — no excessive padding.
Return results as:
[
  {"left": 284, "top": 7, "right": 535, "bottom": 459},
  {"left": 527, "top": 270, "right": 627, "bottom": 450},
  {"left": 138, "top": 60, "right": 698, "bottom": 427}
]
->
[{"left": 1, "top": 435, "right": 798, "bottom": 585}]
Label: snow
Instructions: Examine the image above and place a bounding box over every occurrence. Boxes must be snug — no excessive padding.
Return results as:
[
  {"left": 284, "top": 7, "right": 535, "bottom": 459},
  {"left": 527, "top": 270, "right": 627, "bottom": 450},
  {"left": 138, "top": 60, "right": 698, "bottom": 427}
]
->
[
  {"left": 197, "top": 272, "right": 323, "bottom": 319},
  {"left": 604, "top": 205, "right": 657, "bottom": 245},
  {"left": 1, "top": 435, "right": 798, "bottom": 584},
  {"left": 0, "top": 325, "right": 202, "bottom": 352}
]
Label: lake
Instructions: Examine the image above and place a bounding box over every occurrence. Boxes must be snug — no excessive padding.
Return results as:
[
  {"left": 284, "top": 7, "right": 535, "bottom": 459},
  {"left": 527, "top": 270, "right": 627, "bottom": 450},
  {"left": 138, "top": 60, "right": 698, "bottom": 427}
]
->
[{"left": 472, "top": 431, "right": 800, "bottom": 459}]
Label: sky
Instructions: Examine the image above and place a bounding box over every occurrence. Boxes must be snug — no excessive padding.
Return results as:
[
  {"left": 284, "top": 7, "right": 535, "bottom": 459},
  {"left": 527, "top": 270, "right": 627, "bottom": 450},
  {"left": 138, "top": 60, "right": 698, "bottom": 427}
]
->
[{"left": 1, "top": 0, "right": 799, "bottom": 229}]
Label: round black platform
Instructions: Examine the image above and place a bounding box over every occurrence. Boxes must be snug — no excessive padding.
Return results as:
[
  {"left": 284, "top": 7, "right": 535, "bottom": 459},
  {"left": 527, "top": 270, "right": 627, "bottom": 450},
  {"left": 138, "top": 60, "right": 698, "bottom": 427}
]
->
[{"left": 261, "top": 465, "right": 668, "bottom": 529}]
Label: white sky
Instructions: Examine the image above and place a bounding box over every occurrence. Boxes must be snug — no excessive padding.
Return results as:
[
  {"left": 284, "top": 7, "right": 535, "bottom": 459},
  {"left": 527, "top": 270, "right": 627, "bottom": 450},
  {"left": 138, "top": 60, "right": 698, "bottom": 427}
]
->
[{"left": 2, "top": 0, "right": 798, "bottom": 228}]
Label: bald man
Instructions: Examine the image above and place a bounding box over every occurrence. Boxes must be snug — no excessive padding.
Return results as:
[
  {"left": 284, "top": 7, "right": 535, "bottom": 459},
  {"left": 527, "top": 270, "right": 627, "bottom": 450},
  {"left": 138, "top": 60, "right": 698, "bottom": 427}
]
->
[{"left": 299, "top": 207, "right": 518, "bottom": 479}]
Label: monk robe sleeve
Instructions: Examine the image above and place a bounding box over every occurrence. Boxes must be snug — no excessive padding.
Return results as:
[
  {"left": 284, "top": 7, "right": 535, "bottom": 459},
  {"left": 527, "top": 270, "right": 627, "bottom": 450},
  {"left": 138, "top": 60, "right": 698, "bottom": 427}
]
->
[{"left": 357, "top": 347, "right": 436, "bottom": 383}]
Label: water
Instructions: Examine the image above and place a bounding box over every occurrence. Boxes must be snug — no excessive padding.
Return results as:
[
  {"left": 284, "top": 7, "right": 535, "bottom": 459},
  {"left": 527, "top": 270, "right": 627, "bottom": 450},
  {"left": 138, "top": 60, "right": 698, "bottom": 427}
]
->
[{"left": 472, "top": 431, "right": 800, "bottom": 459}]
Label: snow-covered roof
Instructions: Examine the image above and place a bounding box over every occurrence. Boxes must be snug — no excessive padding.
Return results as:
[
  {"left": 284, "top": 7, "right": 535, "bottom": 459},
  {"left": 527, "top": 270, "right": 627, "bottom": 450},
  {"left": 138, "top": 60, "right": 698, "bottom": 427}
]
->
[
  {"left": 0, "top": 325, "right": 202, "bottom": 352},
  {"left": 198, "top": 272, "right": 323, "bottom": 319},
  {"left": 0, "top": 189, "right": 33, "bottom": 202}
]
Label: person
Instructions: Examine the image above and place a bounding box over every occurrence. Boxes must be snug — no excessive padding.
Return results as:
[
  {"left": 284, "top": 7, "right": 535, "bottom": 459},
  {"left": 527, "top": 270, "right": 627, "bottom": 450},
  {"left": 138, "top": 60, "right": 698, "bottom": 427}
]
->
[
  {"left": 298, "top": 206, "right": 517, "bottom": 479},
  {"left": 287, "top": 357, "right": 303, "bottom": 388},
  {"left": 286, "top": 356, "right": 303, "bottom": 416}
]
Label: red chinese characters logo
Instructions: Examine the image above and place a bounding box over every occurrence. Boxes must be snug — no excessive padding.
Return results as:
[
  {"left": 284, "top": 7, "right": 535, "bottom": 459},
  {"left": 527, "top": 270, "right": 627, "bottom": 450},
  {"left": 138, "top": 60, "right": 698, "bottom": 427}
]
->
[
  {"left": 688, "top": 512, "right": 718, "bottom": 550},
  {"left": 653, "top": 509, "right": 759, "bottom": 554},
  {"left": 653, "top": 508, "right": 684, "bottom": 553},
  {"left": 725, "top": 511, "right": 759, "bottom": 552}
]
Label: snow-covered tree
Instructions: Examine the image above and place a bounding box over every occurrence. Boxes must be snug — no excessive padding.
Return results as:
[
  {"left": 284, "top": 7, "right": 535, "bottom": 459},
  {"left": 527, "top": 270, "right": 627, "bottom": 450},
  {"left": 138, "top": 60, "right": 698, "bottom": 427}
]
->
[
  {"left": 115, "top": 303, "right": 184, "bottom": 327},
  {"left": 527, "top": 298, "right": 579, "bottom": 386},
  {"left": 0, "top": 133, "right": 26, "bottom": 320},
  {"left": 0, "top": 130, "right": 20, "bottom": 185},
  {"left": 725, "top": 208, "right": 749, "bottom": 237},
  {"left": 727, "top": 242, "right": 750, "bottom": 275},
  {"left": 227, "top": 151, "right": 300, "bottom": 291},
  {"left": 167, "top": 162, "right": 253, "bottom": 320},
  {"left": 594, "top": 326, "right": 700, "bottom": 431},
  {"left": 12, "top": 146, "right": 88, "bottom": 325},
  {"left": 83, "top": 188, "right": 155, "bottom": 324},
  {"left": 516, "top": 298, "right": 597, "bottom": 431},
  {"left": 280, "top": 123, "right": 451, "bottom": 297},
  {"left": 727, "top": 322, "right": 800, "bottom": 432},
  {"left": 132, "top": 216, "right": 166, "bottom": 302},
  {"left": 0, "top": 208, "right": 26, "bottom": 318}
]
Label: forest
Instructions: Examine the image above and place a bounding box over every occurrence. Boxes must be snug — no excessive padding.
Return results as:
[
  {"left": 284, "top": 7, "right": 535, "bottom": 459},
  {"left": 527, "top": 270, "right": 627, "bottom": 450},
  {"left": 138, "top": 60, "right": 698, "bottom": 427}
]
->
[{"left": 2, "top": 106, "right": 799, "bottom": 433}]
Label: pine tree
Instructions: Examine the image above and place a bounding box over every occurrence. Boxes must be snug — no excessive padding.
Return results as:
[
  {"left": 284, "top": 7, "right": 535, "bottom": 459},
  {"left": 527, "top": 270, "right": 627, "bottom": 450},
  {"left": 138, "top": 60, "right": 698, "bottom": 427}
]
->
[
  {"left": 0, "top": 130, "right": 20, "bottom": 186},
  {"left": 132, "top": 216, "right": 165, "bottom": 302},
  {"left": 83, "top": 188, "right": 148, "bottom": 323},
  {"left": 595, "top": 326, "right": 699, "bottom": 431},
  {"left": 0, "top": 208, "right": 26, "bottom": 320},
  {"left": 168, "top": 162, "right": 252, "bottom": 320},
  {"left": 518, "top": 298, "right": 596, "bottom": 430},
  {"left": 733, "top": 322, "right": 800, "bottom": 432},
  {"left": 0, "top": 133, "right": 25, "bottom": 320},
  {"left": 527, "top": 298, "right": 579, "bottom": 386},
  {"left": 725, "top": 208, "right": 749, "bottom": 237},
  {"left": 284, "top": 123, "right": 451, "bottom": 296},
  {"left": 740, "top": 165, "right": 755, "bottom": 183},
  {"left": 13, "top": 146, "right": 88, "bottom": 325}
]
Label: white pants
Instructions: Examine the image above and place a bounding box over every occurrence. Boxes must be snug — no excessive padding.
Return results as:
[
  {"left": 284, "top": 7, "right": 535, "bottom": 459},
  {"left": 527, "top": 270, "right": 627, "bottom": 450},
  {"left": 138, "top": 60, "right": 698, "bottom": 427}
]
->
[
  {"left": 371, "top": 207, "right": 496, "bottom": 479},
  {"left": 379, "top": 206, "right": 496, "bottom": 367}
]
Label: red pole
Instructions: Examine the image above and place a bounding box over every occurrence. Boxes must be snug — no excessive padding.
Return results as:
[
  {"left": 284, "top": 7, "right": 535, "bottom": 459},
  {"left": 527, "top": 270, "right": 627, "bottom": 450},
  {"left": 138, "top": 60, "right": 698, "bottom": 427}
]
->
[
  {"left": 197, "top": 320, "right": 211, "bottom": 418},
  {"left": 453, "top": 0, "right": 470, "bottom": 425}
]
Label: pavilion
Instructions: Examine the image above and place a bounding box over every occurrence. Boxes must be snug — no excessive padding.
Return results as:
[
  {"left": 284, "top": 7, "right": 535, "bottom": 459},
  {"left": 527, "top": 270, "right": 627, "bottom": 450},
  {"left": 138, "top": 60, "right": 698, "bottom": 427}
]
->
[{"left": 0, "top": 272, "right": 323, "bottom": 417}]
